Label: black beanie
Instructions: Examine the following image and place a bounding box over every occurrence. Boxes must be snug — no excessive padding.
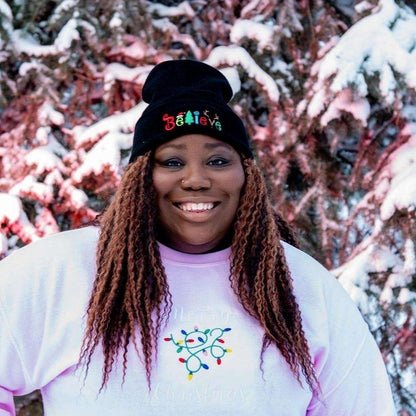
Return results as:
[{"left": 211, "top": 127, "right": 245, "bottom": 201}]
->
[{"left": 129, "top": 60, "right": 253, "bottom": 163}]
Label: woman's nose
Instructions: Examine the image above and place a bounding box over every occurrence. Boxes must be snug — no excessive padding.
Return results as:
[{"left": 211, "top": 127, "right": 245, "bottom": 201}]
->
[{"left": 180, "top": 165, "right": 211, "bottom": 190}]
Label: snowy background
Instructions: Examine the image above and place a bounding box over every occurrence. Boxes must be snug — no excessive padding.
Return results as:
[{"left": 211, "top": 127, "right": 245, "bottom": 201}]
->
[{"left": 0, "top": 0, "right": 415, "bottom": 414}]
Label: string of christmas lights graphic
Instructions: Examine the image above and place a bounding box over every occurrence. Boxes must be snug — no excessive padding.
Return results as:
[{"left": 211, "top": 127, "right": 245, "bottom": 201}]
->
[{"left": 164, "top": 326, "right": 232, "bottom": 380}]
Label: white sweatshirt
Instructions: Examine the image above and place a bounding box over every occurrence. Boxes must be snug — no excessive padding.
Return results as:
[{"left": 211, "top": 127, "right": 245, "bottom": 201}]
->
[{"left": 0, "top": 226, "right": 396, "bottom": 415}]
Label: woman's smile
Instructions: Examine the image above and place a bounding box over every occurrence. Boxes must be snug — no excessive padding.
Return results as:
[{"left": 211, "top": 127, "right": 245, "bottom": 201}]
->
[
  {"left": 152, "top": 134, "right": 245, "bottom": 253},
  {"left": 175, "top": 201, "right": 216, "bottom": 212}
]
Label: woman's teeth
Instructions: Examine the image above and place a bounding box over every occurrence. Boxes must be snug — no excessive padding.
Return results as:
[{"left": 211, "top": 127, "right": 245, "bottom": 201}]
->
[{"left": 177, "top": 202, "right": 215, "bottom": 211}]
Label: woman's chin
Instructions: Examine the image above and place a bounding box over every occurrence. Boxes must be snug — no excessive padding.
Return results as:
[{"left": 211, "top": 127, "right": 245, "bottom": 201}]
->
[{"left": 162, "top": 237, "right": 227, "bottom": 254}]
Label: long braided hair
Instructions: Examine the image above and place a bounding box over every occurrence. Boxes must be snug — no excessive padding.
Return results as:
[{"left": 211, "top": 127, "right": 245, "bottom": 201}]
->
[{"left": 79, "top": 152, "right": 318, "bottom": 393}]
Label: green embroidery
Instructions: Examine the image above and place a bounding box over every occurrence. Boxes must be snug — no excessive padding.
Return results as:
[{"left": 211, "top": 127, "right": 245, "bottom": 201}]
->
[
  {"left": 162, "top": 109, "right": 222, "bottom": 132},
  {"left": 164, "top": 326, "right": 232, "bottom": 380}
]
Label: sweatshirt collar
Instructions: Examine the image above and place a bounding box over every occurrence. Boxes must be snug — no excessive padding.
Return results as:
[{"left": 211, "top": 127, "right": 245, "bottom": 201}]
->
[{"left": 158, "top": 242, "right": 231, "bottom": 265}]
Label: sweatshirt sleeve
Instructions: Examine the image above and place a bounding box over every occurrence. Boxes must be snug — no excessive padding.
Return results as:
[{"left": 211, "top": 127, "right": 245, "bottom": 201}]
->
[
  {"left": 0, "top": 293, "right": 35, "bottom": 416},
  {"left": 306, "top": 264, "right": 397, "bottom": 416},
  {"left": 0, "top": 390, "right": 14, "bottom": 416},
  {"left": 0, "top": 227, "right": 97, "bottom": 415},
  {"left": 283, "top": 242, "right": 396, "bottom": 416}
]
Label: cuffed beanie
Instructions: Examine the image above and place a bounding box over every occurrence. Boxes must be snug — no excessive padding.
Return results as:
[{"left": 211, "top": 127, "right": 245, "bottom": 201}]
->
[{"left": 129, "top": 60, "right": 253, "bottom": 162}]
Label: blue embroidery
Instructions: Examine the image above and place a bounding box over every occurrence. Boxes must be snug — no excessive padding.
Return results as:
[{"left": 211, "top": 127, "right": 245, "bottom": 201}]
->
[{"left": 164, "top": 326, "right": 232, "bottom": 380}]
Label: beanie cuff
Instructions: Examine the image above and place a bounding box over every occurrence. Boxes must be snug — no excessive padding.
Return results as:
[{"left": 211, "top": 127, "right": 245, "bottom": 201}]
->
[{"left": 129, "top": 101, "right": 253, "bottom": 162}]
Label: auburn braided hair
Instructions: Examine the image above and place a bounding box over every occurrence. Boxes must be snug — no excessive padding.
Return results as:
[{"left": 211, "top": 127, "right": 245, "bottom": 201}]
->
[{"left": 79, "top": 152, "right": 319, "bottom": 393}]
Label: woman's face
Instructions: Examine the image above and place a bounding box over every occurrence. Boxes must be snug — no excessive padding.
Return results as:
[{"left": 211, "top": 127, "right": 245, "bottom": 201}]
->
[{"left": 152, "top": 134, "right": 245, "bottom": 253}]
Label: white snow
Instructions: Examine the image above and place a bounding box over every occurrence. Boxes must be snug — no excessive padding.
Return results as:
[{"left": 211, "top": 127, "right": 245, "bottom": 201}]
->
[
  {"left": 147, "top": 1, "right": 195, "bottom": 18},
  {"left": 230, "top": 19, "right": 276, "bottom": 52},
  {"left": 0, "top": 193, "right": 22, "bottom": 224},
  {"left": 9, "top": 175, "right": 54, "bottom": 204},
  {"left": 206, "top": 46, "right": 280, "bottom": 102},
  {"left": 59, "top": 181, "right": 88, "bottom": 209},
  {"left": 70, "top": 102, "right": 144, "bottom": 184},
  {"left": 334, "top": 244, "right": 402, "bottom": 312},
  {"left": 219, "top": 67, "right": 241, "bottom": 97},
  {"left": 35, "top": 207, "right": 59, "bottom": 236},
  {"left": 110, "top": 11, "right": 123, "bottom": 29},
  {"left": 0, "top": 193, "right": 39, "bottom": 244},
  {"left": 50, "top": 0, "right": 78, "bottom": 24},
  {"left": 355, "top": 1, "right": 373, "bottom": 14},
  {"left": 379, "top": 134, "right": 416, "bottom": 221},
  {"left": 320, "top": 89, "right": 370, "bottom": 126},
  {"left": 12, "top": 18, "right": 80, "bottom": 57},
  {"left": 25, "top": 146, "right": 66, "bottom": 176},
  {"left": 38, "top": 103, "right": 65, "bottom": 126},
  {"left": 0, "top": 233, "right": 8, "bottom": 255},
  {"left": 0, "top": 0, "right": 12, "bottom": 22},
  {"left": 18, "top": 61, "right": 48, "bottom": 77},
  {"left": 309, "top": 0, "right": 416, "bottom": 120},
  {"left": 103, "top": 63, "right": 152, "bottom": 94},
  {"left": 71, "top": 132, "right": 132, "bottom": 183},
  {"left": 397, "top": 288, "right": 416, "bottom": 305},
  {"left": 403, "top": 238, "right": 416, "bottom": 275},
  {"left": 72, "top": 102, "right": 145, "bottom": 148}
]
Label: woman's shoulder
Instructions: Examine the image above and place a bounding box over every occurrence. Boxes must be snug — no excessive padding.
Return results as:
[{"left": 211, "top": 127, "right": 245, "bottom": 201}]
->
[
  {"left": 2, "top": 226, "right": 99, "bottom": 262},
  {"left": 281, "top": 241, "right": 368, "bottom": 333},
  {"left": 281, "top": 241, "right": 362, "bottom": 317},
  {"left": 281, "top": 241, "right": 330, "bottom": 283},
  {"left": 0, "top": 226, "right": 99, "bottom": 292}
]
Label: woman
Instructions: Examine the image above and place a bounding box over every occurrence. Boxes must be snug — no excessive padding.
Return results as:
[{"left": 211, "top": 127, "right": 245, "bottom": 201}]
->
[{"left": 0, "top": 60, "right": 395, "bottom": 415}]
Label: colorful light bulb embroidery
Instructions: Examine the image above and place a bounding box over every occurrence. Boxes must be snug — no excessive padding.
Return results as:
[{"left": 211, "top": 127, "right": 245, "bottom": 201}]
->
[{"left": 164, "top": 326, "right": 232, "bottom": 380}]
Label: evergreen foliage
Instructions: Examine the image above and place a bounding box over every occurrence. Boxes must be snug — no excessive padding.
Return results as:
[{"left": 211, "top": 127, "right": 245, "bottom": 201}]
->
[{"left": 0, "top": 0, "right": 415, "bottom": 414}]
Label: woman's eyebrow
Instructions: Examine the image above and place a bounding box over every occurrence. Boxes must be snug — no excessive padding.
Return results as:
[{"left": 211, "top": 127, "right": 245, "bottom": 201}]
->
[
  {"left": 204, "top": 142, "right": 233, "bottom": 150},
  {"left": 158, "top": 143, "right": 186, "bottom": 150}
]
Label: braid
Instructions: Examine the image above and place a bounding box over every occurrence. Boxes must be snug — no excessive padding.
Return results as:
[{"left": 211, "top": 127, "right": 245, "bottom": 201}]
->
[
  {"left": 230, "top": 158, "right": 319, "bottom": 393},
  {"left": 80, "top": 154, "right": 318, "bottom": 394},
  {"left": 79, "top": 152, "right": 172, "bottom": 390}
]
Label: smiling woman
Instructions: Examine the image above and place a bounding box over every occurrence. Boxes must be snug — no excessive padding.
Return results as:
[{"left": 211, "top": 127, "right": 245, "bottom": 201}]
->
[
  {"left": 153, "top": 134, "right": 245, "bottom": 253},
  {"left": 0, "top": 60, "right": 396, "bottom": 416}
]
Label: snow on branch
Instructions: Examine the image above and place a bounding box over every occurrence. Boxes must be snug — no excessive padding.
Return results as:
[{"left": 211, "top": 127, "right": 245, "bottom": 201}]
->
[
  {"left": 151, "top": 18, "right": 202, "bottom": 60},
  {"left": 377, "top": 129, "right": 416, "bottom": 221},
  {"left": 103, "top": 63, "right": 152, "bottom": 85},
  {"left": 320, "top": 89, "right": 371, "bottom": 126},
  {"left": 0, "top": 193, "right": 39, "bottom": 246},
  {"left": 206, "top": 46, "right": 280, "bottom": 102},
  {"left": 38, "top": 103, "right": 65, "bottom": 127},
  {"left": 335, "top": 236, "right": 415, "bottom": 307},
  {"left": 50, "top": 0, "right": 78, "bottom": 25},
  {"left": 0, "top": 233, "right": 7, "bottom": 257},
  {"left": 25, "top": 146, "right": 66, "bottom": 177},
  {"left": 333, "top": 244, "right": 403, "bottom": 312},
  {"left": 147, "top": 1, "right": 195, "bottom": 19},
  {"left": 230, "top": 19, "right": 276, "bottom": 52},
  {"left": 9, "top": 176, "right": 54, "bottom": 204},
  {"left": 70, "top": 103, "right": 146, "bottom": 185},
  {"left": 0, "top": 0, "right": 12, "bottom": 22},
  {"left": 71, "top": 103, "right": 144, "bottom": 149},
  {"left": 307, "top": 0, "right": 416, "bottom": 124},
  {"left": 11, "top": 17, "right": 80, "bottom": 57},
  {"left": 103, "top": 63, "right": 152, "bottom": 99},
  {"left": 71, "top": 132, "right": 131, "bottom": 185},
  {"left": 0, "top": 0, "right": 12, "bottom": 41}
]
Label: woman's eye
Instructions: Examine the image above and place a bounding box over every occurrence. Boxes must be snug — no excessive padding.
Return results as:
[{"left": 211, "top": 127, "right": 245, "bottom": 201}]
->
[
  {"left": 208, "top": 158, "right": 229, "bottom": 166},
  {"left": 161, "top": 159, "right": 183, "bottom": 167}
]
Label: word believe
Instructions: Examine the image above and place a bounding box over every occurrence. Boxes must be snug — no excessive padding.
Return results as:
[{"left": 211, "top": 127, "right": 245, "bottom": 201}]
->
[{"left": 163, "top": 110, "right": 222, "bottom": 132}]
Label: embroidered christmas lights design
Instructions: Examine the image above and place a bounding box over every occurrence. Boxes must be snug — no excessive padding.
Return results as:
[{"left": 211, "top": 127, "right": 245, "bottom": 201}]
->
[{"left": 164, "top": 326, "right": 232, "bottom": 380}]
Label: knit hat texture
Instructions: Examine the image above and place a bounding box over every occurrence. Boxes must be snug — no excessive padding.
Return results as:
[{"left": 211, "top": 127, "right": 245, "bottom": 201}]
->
[{"left": 129, "top": 60, "right": 253, "bottom": 162}]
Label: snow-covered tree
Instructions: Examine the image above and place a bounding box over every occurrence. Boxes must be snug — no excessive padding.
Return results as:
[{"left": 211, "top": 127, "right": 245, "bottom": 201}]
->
[{"left": 1, "top": 0, "right": 415, "bottom": 413}]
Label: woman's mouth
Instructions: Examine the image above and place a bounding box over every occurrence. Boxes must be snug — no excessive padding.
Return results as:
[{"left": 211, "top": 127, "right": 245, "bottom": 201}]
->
[{"left": 174, "top": 202, "right": 218, "bottom": 212}]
